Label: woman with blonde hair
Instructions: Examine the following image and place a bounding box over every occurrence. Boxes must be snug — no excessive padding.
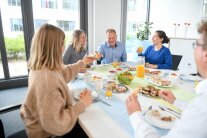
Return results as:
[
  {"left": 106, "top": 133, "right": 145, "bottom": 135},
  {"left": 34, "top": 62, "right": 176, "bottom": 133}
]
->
[
  {"left": 20, "top": 24, "right": 94, "bottom": 138},
  {"left": 63, "top": 29, "right": 87, "bottom": 64}
]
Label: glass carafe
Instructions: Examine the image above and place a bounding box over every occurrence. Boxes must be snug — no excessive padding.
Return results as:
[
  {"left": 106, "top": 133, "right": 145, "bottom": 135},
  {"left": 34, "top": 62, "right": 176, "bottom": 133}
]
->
[{"left": 136, "top": 56, "right": 145, "bottom": 78}]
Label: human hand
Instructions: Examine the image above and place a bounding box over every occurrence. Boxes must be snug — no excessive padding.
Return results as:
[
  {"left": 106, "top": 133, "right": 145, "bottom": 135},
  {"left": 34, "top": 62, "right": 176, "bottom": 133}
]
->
[
  {"left": 125, "top": 93, "right": 141, "bottom": 115},
  {"left": 80, "top": 89, "right": 92, "bottom": 107},
  {"left": 82, "top": 55, "right": 95, "bottom": 65},
  {"left": 95, "top": 51, "right": 102, "bottom": 59},
  {"left": 146, "top": 63, "right": 158, "bottom": 69},
  {"left": 159, "top": 90, "right": 176, "bottom": 104}
]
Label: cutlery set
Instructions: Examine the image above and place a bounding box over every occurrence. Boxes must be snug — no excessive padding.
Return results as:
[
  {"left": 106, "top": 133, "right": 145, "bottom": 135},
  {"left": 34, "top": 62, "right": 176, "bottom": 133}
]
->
[{"left": 93, "top": 97, "right": 111, "bottom": 106}]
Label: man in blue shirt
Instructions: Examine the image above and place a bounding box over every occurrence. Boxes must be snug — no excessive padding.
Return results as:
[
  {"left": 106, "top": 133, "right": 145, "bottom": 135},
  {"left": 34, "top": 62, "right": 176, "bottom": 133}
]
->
[{"left": 97, "top": 29, "right": 127, "bottom": 64}]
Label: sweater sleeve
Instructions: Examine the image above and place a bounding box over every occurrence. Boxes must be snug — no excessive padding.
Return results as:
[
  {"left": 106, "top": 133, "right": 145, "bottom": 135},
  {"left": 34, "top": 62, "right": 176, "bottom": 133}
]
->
[
  {"left": 157, "top": 49, "right": 172, "bottom": 69},
  {"left": 62, "top": 60, "right": 84, "bottom": 83},
  {"left": 38, "top": 88, "right": 85, "bottom": 136}
]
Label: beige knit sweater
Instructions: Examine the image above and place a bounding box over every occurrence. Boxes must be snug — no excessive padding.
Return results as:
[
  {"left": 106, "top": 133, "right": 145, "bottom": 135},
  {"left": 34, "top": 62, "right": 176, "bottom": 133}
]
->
[{"left": 20, "top": 61, "right": 86, "bottom": 138}]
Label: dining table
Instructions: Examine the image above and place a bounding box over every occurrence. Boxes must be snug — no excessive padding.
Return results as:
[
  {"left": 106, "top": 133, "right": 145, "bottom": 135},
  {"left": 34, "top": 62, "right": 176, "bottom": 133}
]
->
[{"left": 68, "top": 61, "right": 200, "bottom": 138}]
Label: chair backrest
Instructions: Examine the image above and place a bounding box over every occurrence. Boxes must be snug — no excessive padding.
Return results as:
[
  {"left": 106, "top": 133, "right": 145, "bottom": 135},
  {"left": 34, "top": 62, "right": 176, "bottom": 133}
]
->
[
  {"left": 0, "top": 103, "right": 27, "bottom": 138},
  {"left": 172, "top": 54, "right": 182, "bottom": 70},
  {"left": 0, "top": 119, "right": 5, "bottom": 138}
]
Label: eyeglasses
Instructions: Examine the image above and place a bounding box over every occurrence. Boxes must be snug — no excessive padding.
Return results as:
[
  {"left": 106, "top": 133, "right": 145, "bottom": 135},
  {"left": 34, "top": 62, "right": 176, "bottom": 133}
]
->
[{"left": 192, "top": 40, "right": 204, "bottom": 49}]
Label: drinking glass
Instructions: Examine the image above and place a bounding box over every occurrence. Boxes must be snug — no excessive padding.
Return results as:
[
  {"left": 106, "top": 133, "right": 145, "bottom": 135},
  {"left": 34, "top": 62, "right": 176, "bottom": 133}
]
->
[
  {"left": 136, "top": 56, "right": 145, "bottom": 78},
  {"left": 94, "top": 78, "right": 103, "bottom": 92},
  {"left": 108, "top": 70, "right": 116, "bottom": 80},
  {"left": 84, "top": 72, "right": 92, "bottom": 85},
  {"left": 137, "top": 46, "right": 143, "bottom": 53},
  {"left": 105, "top": 85, "right": 112, "bottom": 99}
]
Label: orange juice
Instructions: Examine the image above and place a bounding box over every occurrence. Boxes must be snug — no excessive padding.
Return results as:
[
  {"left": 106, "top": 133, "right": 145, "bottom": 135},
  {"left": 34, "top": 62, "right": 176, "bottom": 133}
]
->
[
  {"left": 136, "top": 65, "right": 145, "bottom": 78},
  {"left": 112, "top": 62, "right": 118, "bottom": 68},
  {"left": 137, "top": 47, "right": 143, "bottom": 53},
  {"left": 105, "top": 90, "right": 112, "bottom": 97}
]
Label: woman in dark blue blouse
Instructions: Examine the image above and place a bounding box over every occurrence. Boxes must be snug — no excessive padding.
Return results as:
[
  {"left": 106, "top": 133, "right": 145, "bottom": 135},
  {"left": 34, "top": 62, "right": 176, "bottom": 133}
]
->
[{"left": 138, "top": 30, "right": 172, "bottom": 69}]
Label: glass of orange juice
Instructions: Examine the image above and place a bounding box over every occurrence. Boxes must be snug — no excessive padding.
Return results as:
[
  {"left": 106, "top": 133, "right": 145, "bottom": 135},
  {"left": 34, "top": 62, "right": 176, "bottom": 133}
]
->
[
  {"left": 105, "top": 85, "right": 112, "bottom": 99},
  {"left": 137, "top": 46, "right": 143, "bottom": 53},
  {"left": 136, "top": 56, "right": 145, "bottom": 78}
]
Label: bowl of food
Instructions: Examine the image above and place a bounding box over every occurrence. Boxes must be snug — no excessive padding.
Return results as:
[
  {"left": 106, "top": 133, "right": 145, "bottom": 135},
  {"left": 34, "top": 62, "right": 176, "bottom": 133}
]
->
[{"left": 117, "top": 71, "right": 133, "bottom": 85}]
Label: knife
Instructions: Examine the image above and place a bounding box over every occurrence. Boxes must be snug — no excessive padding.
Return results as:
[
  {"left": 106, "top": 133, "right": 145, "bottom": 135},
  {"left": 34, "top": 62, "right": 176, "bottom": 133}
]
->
[
  {"left": 99, "top": 99, "right": 111, "bottom": 106},
  {"left": 158, "top": 105, "right": 182, "bottom": 118}
]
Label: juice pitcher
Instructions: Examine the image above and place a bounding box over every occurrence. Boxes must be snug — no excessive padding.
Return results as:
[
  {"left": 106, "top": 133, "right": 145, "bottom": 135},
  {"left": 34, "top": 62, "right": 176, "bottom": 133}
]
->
[{"left": 136, "top": 56, "right": 145, "bottom": 78}]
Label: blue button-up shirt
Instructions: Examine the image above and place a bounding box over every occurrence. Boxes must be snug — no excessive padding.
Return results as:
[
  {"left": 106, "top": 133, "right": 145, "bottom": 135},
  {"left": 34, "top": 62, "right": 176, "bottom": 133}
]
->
[{"left": 97, "top": 41, "right": 127, "bottom": 64}]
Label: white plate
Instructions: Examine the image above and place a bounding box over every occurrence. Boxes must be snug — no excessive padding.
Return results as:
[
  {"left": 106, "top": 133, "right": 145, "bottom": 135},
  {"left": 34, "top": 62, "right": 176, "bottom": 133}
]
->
[
  {"left": 73, "top": 90, "right": 98, "bottom": 100},
  {"left": 148, "top": 79, "right": 173, "bottom": 88},
  {"left": 144, "top": 109, "right": 178, "bottom": 129},
  {"left": 180, "top": 74, "right": 202, "bottom": 82}
]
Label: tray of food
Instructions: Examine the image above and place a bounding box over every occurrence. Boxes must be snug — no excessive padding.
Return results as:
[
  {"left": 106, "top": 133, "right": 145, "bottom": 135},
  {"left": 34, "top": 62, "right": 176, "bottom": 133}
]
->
[
  {"left": 148, "top": 76, "right": 172, "bottom": 87},
  {"left": 128, "top": 66, "right": 136, "bottom": 71},
  {"left": 134, "top": 85, "right": 160, "bottom": 98},
  {"left": 145, "top": 69, "right": 161, "bottom": 75},
  {"left": 104, "top": 81, "right": 128, "bottom": 93}
]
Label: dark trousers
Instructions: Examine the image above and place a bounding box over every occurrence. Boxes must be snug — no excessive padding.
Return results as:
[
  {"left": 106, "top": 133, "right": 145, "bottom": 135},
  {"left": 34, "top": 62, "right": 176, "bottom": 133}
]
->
[{"left": 62, "top": 122, "right": 88, "bottom": 138}]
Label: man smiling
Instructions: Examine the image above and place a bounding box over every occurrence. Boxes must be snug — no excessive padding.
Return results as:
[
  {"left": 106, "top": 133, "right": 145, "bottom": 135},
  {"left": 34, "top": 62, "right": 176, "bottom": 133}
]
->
[{"left": 97, "top": 28, "right": 127, "bottom": 64}]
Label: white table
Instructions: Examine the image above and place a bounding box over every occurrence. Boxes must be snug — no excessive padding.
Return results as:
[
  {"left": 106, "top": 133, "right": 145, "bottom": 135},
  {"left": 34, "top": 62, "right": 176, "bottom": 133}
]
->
[{"left": 68, "top": 65, "right": 199, "bottom": 138}]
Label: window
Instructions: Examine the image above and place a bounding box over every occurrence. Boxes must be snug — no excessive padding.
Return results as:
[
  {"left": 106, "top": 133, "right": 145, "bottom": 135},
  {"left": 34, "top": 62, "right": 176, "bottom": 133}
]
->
[
  {"left": 0, "top": 0, "right": 85, "bottom": 89},
  {"left": 1, "top": 6, "right": 27, "bottom": 78},
  {"left": 0, "top": 53, "right": 3, "bottom": 78},
  {"left": 34, "top": 19, "right": 48, "bottom": 29},
  {"left": 41, "top": 0, "right": 57, "bottom": 9},
  {"left": 127, "top": 0, "right": 135, "bottom": 11},
  {"left": 10, "top": 19, "right": 23, "bottom": 31},
  {"left": 8, "top": 0, "right": 21, "bottom": 6},
  {"left": 125, "top": 0, "right": 150, "bottom": 61},
  {"left": 33, "top": 0, "right": 80, "bottom": 47},
  {"left": 128, "top": 21, "right": 137, "bottom": 33},
  {"left": 57, "top": 20, "right": 75, "bottom": 31},
  {"left": 63, "top": 0, "right": 77, "bottom": 10}
]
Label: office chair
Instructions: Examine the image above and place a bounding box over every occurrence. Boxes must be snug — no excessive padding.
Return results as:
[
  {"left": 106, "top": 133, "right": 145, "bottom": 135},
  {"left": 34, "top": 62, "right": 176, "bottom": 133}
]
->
[
  {"left": 0, "top": 103, "right": 27, "bottom": 138},
  {"left": 171, "top": 54, "right": 182, "bottom": 70}
]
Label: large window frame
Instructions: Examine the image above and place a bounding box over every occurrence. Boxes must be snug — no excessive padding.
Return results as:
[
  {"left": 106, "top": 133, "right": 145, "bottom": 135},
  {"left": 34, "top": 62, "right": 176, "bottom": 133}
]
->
[
  {"left": 121, "top": 0, "right": 151, "bottom": 61},
  {"left": 0, "top": 0, "right": 88, "bottom": 89}
]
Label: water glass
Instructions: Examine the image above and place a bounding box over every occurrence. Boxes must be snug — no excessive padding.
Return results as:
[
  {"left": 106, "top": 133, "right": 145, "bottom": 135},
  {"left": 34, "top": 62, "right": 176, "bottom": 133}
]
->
[
  {"left": 94, "top": 78, "right": 103, "bottom": 91},
  {"left": 108, "top": 70, "right": 116, "bottom": 80},
  {"left": 84, "top": 72, "right": 92, "bottom": 84}
]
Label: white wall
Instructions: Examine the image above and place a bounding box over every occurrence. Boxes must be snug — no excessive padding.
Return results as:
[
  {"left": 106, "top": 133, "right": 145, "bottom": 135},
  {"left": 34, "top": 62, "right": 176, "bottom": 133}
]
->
[
  {"left": 88, "top": 0, "right": 122, "bottom": 54},
  {"left": 150, "top": 0, "right": 203, "bottom": 38}
]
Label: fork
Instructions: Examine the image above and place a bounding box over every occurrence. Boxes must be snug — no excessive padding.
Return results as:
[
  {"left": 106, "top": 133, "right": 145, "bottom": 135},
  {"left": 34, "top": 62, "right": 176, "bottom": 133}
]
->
[
  {"left": 143, "top": 106, "right": 152, "bottom": 116},
  {"left": 93, "top": 97, "right": 111, "bottom": 106}
]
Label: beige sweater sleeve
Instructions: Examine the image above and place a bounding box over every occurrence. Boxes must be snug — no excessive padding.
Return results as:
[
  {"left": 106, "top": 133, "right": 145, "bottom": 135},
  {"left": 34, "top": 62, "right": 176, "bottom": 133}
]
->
[
  {"left": 62, "top": 60, "right": 84, "bottom": 83},
  {"left": 37, "top": 87, "right": 85, "bottom": 136}
]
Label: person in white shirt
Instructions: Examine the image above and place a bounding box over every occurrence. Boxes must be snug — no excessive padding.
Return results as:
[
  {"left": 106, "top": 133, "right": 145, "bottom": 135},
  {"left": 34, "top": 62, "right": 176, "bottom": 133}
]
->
[{"left": 125, "top": 20, "right": 207, "bottom": 138}]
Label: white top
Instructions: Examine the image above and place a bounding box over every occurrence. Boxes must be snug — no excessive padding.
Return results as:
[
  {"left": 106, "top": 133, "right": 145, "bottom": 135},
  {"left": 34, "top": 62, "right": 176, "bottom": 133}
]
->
[{"left": 129, "top": 79, "right": 207, "bottom": 138}]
